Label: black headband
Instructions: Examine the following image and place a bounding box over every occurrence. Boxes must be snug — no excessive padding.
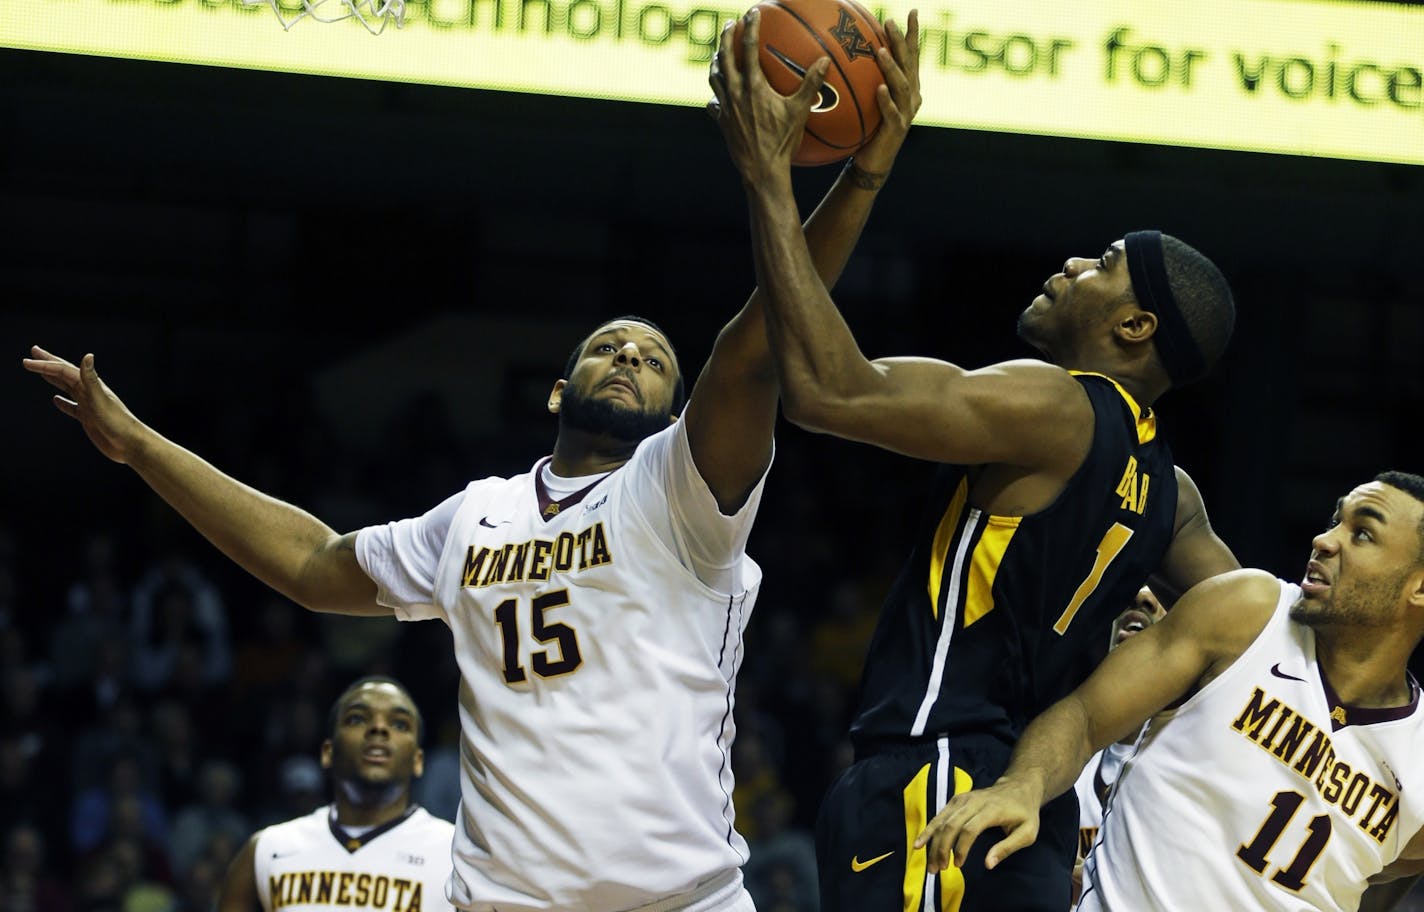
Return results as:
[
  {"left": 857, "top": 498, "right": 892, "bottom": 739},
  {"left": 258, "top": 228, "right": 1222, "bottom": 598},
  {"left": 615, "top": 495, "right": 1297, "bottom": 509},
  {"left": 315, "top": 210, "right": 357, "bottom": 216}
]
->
[{"left": 1124, "top": 230, "right": 1206, "bottom": 387}]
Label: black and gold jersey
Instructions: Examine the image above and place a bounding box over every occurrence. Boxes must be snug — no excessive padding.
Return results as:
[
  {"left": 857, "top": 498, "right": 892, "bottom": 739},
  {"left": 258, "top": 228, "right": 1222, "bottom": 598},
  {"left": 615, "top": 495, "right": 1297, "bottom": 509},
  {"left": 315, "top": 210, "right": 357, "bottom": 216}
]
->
[{"left": 850, "top": 372, "right": 1179, "bottom": 751}]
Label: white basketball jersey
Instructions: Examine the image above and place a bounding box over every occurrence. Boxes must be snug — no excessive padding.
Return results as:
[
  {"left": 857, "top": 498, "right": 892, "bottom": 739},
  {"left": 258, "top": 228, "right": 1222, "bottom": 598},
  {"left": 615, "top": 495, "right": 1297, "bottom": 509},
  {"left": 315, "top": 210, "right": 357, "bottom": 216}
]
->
[
  {"left": 1073, "top": 741, "right": 1133, "bottom": 868},
  {"left": 357, "top": 422, "right": 765, "bottom": 911},
  {"left": 253, "top": 805, "right": 456, "bottom": 912},
  {"left": 1080, "top": 580, "right": 1424, "bottom": 911}
]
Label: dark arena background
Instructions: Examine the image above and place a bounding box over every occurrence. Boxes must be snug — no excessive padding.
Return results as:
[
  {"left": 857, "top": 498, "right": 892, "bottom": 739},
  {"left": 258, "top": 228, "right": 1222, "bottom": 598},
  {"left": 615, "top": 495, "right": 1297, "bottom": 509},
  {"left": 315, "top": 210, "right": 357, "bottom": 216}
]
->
[{"left": 3, "top": 4, "right": 1424, "bottom": 905}]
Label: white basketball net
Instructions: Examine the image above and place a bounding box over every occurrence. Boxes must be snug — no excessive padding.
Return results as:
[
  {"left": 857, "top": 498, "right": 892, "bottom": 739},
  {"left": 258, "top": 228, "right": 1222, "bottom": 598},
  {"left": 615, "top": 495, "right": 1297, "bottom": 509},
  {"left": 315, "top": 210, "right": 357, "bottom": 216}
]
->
[{"left": 241, "top": 0, "right": 405, "bottom": 34}]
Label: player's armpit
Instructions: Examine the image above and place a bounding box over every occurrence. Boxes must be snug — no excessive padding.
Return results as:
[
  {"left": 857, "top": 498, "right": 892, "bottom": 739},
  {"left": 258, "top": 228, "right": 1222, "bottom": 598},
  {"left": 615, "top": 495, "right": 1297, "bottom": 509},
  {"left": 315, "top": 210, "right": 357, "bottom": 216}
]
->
[
  {"left": 1150, "top": 466, "right": 1240, "bottom": 606},
  {"left": 785, "top": 356, "right": 1094, "bottom": 470},
  {"left": 1358, "top": 871, "right": 1423, "bottom": 912},
  {"left": 1371, "top": 826, "right": 1424, "bottom": 887}
]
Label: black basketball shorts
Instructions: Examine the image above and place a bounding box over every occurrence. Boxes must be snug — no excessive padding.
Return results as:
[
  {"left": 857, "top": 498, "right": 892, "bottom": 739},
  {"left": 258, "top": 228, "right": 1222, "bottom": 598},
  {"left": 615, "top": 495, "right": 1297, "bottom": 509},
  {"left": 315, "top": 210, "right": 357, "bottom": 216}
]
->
[{"left": 814, "top": 737, "right": 1078, "bottom": 912}]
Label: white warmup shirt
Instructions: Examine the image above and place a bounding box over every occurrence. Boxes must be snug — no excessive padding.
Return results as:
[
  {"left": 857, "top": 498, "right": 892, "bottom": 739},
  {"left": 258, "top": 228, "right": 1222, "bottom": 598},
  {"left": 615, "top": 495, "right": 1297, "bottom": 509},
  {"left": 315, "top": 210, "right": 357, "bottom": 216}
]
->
[
  {"left": 357, "top": 420, "right": 766, "bottom": 911},
  {"left": 254, "top": 804, "right": 456, "bottom": 911},
  {"left": 1080, "top": 580, "right": 1424, "bottom": 911}
]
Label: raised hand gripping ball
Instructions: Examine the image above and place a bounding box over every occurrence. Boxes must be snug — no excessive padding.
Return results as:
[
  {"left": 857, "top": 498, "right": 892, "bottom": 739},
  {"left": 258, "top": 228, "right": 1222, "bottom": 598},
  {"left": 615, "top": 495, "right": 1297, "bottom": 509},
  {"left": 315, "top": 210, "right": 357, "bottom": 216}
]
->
[{"left": 735, "top": 0, "right": 888, "bottom": 166}]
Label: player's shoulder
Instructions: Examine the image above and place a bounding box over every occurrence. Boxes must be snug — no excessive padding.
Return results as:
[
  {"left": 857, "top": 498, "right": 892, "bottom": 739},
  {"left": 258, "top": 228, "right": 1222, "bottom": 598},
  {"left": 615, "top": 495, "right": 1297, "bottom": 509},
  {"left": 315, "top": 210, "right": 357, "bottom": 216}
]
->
[
  {"left": 466, "top": 468, "right": 530, "bottom": 492},
  {"left": 407, "top": 805, "right": 457, "bottom": 833},
  {"left": 1173, "top": 569, "right": 1283, "bottom": 655},
  {"left": 607, "top": 420, "right": 682, "bottom": 483},
  {"left": 631, "top": 420, "right": 682, "bottom": 458},
  {"left": 1191, "top": 567, "right": 1281, "bottom": 602},
  {"left": 961, "top": 358, "right": 1094, "bottom": 422},
  {"left": 254, "top": 805, "right": 330, "bottom": 856},
  {"left": 456, "top": 466, "right": 542, "bottom": 511},
  {"left": 970, "top": 358, "right": 1079, "bottom": 388},
  {"left": 393, "top": 807, "right": 457, "bottom": 858}
]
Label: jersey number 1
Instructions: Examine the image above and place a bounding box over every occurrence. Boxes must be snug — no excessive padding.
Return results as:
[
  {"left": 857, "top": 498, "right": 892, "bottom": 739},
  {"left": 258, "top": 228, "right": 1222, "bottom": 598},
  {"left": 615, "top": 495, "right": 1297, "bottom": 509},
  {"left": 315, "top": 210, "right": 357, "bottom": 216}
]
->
[
  {"left": 1053, "top": 522, "right": 1133, "bottom": 635},
  {"left": 493, "top": 589, "right": 584, "bottom": 683}
]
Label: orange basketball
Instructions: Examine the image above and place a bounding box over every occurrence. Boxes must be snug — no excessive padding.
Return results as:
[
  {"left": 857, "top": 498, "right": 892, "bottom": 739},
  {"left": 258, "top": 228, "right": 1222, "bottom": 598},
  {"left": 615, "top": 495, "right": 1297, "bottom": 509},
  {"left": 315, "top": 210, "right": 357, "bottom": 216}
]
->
[{"left": 734, "top": 0, "right": 888, "bottom": 166}]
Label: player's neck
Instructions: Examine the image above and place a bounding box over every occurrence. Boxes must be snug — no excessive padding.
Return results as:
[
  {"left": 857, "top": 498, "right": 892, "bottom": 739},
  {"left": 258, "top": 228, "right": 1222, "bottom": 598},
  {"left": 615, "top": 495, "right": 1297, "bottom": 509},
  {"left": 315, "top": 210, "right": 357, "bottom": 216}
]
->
[
  {"left": 550, "top": 429, "right": 638, "bottom": 477},
  {"left": 1061, "top": 352, "right": 1168, "bottom": 409},
  {"left": 1316, "top": 632, "right": 1414, "bottom": 709},
  {"left": 333, "top": 781, "right": 412, "bottom": 829}
]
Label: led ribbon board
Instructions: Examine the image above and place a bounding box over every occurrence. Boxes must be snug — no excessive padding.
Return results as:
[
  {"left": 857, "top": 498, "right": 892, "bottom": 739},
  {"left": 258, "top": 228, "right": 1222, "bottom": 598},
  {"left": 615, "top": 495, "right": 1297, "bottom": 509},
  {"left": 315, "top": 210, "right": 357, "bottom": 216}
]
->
[{"left": 4, "top": 0, "right": 1423, "bottom": 165}]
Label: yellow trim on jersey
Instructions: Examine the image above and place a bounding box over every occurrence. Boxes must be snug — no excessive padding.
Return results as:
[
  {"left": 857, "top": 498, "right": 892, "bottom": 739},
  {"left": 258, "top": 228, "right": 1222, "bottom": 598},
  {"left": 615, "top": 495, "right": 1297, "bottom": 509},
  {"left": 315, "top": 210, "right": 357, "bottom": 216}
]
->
[
  {"left": 903, "top": 763, "right": 932, "bottom": 911},
  {"left": 926, "top": 478, "right": 970, "bottom": 620},
  {"left": 1067, "top": 370, "right": 1157, "bottom": 445},
  {"left": 937, "top": 767, "right": 974, "bottom": 912},
  {"left": 963, "top": 515, "right": 1021, "bottom": 629}
]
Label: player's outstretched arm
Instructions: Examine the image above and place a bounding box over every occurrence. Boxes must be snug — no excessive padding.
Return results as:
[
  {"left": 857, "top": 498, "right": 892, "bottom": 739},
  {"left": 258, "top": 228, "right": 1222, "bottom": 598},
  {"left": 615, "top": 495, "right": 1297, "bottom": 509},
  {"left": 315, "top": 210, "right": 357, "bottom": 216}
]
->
[
  {"left": 713, "top": 11, "right": 1093, "bottom": 468},
  {"left": 1149, "top": 466, "right": 1241, "bottom": 605},
  {"left": 22, "top": 347, "right": 383, "bottom": 616},
  {"left": 913, "top": 569, "right": 1278, "bottom": 874},
  {"left": 216, "top": 834, "right": 260, "bottom": 912},
  {"left": 689, "top": 10, "right": 921, "bottom": 512}
]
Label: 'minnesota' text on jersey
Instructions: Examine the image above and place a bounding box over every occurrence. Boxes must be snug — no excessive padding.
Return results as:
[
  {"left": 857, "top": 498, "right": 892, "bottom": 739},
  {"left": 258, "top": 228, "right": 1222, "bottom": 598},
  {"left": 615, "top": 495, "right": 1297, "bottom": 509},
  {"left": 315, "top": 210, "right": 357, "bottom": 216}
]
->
[
  {"left": 254, "top": 805, "right": 455, "bottom": 912},
  {"left": 1079, "top": 580, "right": 1424, "bottom": 910}
]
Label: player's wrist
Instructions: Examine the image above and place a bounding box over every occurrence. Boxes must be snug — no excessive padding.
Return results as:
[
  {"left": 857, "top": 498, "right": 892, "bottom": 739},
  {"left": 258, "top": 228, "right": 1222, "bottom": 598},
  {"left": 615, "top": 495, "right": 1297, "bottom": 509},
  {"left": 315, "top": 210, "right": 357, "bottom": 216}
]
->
[
  {"left": 842, "top": 157, "right": 890, "bottom": 191},
  {"left": 742, "top": 167, "right": 796, "bottom": 201},
  {"left": 992, "top": 771, "right": 1047, "bottom": 807}
]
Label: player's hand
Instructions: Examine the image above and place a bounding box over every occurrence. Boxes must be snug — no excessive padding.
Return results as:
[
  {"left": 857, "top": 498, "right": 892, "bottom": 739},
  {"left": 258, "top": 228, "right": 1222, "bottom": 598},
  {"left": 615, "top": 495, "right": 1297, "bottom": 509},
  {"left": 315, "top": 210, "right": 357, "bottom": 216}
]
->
[
  {"left": 913, "top": 778, "right": 1042, "bottom": 874},
  {"left": 708, "top": 9, "right": 830, "bottom": 183},
  {"left": 849, "top": 10, "right": 921, "bottom": 178},
  {"left": 22, "top": 346, "right": 146, "bottom": 464}
]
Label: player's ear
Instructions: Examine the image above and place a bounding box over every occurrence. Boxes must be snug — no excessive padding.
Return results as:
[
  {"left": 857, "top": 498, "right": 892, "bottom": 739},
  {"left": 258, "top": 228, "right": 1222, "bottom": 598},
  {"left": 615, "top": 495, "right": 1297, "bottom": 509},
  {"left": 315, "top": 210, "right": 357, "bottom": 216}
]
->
[
  {"left": 412, "top": 748, "right": 425, "bottom": 780},
  {"left": 319, "top": 740, "right": 334, "bottom": 770},
  {"left": 1405, "top": 566, "right": 1424, "bottom": 612},
  {"left": 549, "top": 379, "right": 567, "bottom": 415},
  {"left": 1115, "top": 308, "right": 1158, "bottom": 345}
]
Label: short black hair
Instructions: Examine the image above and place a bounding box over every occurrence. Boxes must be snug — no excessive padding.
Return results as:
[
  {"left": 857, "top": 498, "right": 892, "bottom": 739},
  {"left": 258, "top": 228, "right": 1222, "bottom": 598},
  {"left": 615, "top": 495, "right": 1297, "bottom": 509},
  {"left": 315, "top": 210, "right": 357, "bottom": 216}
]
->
[
  {"left": 1376, "top": 470, "right": 1424, "bottom": 561},
  {"left": 562, "top": 315, "right": 686, "bottom": 414},
  {"left": 1160, "top": 234, "right": 1236, "bottom": 372},
  {"left": 325, "top": 676, "right": 423, "bottom": 745}
]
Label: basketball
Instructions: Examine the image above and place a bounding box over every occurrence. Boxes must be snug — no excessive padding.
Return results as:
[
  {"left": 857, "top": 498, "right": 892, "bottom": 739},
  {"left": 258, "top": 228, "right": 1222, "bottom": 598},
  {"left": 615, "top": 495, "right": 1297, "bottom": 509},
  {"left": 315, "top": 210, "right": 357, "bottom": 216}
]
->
[{"left": 735, "top": 0, "right": 888, "bottom": 166}]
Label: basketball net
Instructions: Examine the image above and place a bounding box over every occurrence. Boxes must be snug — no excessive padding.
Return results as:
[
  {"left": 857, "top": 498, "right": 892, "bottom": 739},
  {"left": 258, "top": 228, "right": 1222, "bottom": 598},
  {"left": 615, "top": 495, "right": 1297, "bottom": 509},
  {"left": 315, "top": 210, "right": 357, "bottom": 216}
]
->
[{"left": 241, "top": 0, "right": 405, "bottom": 33}]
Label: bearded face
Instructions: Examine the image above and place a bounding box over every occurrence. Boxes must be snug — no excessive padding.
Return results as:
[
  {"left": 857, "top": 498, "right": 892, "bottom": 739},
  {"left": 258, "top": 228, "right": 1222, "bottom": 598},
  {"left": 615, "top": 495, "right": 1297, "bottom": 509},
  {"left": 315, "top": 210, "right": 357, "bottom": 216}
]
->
[{"left": 557, "top": 376, "right": 672, "bottom": 443}]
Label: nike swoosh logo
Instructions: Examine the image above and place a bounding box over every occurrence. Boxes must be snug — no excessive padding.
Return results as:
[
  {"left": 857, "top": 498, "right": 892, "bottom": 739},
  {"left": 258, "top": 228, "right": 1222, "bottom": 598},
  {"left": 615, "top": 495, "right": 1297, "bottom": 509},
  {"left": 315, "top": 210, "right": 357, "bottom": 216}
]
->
[
  {"left": 850, "top": 850, "right": 894, "bottom": 872},
  {"left": 479, "top": 516, "right": 510, "bottom": 528},
  {"left": 766, "top": 46, "right": 840, "bottom": 113},
  {"left": 1270, "top": 663, "right": 1306, "bottom": 682}
]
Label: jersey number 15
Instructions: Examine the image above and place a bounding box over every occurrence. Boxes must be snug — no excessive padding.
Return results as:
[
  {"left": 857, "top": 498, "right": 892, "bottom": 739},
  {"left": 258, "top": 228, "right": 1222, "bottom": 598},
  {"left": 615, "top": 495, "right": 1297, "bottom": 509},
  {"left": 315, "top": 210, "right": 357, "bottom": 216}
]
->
[{"left": 492, "top": 589, "right": 584, "bottom": 683}]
